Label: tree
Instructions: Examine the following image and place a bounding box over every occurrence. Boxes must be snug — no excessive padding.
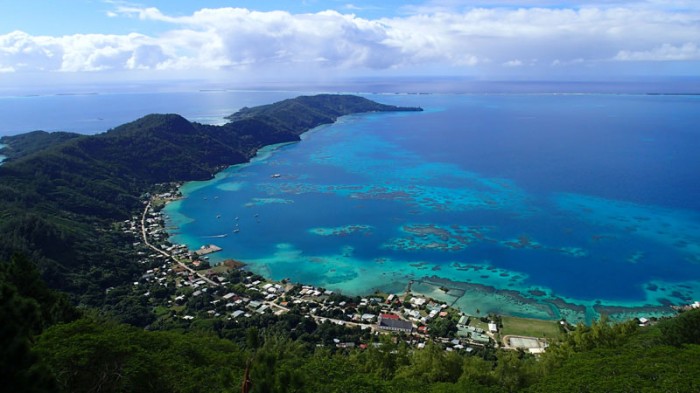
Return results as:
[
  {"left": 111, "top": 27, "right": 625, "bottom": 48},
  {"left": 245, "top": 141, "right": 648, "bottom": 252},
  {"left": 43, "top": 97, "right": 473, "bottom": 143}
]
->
[
  {"left": 659, "top": 309, "right": 700, "bottom": 347},
  {"left": 0, "top": 254, "right": 79, "bottom": 392},
  {"left": 34, "top": 317, "right": 246, "bottom": 393},
  {"left": 458, "top": 355, "right": 496, "bottom": 387},
  {"left": 394, "top": 343, "right": 462, "bottom": 385},
  {"left": 428, "top": 317, "right": 457, "bottom": 338},
  {"left": 0, "top": 277, "right": 57, "bottom": 392},
  {"left": 494, "top": 350, "right": 532, "bottom": 392}
]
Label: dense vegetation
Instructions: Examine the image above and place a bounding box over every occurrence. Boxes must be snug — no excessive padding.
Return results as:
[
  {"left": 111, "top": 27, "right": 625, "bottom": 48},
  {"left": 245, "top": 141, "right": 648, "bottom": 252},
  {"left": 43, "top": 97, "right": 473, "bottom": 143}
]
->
[
  {"left": 0, "top": 95, "right": 420, "bottom": 307},
  {"left": 0, "top": 130, "right": 82, "bottom": 161},
  {"left": 4, "top": 257, "right": 699, "bottom": 392},
  {"left": 226, "top": 94, "right": 423, "bottom": 133},
  {"left": 0, "top": 255, "right": 79, "bottom": 393}
]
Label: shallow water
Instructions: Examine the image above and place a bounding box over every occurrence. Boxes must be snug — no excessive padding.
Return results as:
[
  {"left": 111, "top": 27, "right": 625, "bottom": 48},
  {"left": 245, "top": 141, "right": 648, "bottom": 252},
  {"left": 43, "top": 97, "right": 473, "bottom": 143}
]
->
[{"left": 164, "top": 93, "right": 700, "bottom": 322}]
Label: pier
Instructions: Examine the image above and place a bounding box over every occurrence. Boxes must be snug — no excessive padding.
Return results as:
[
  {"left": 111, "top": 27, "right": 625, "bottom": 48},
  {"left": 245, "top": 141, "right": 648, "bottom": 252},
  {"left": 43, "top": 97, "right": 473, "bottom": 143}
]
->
[
  {"left": 195, "top": 244, "right": 222, "bottom": 256},
  {"left": 141, "top": 201, "right": 219, "bottom": 287}
]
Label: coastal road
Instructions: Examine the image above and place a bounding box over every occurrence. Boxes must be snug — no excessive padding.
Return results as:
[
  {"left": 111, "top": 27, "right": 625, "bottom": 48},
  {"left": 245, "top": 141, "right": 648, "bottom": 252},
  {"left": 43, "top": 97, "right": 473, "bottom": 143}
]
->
[
  {"left": 261, "top": 299, "right": 377, "bottom": 331},
  {"left": 141, "top": 201, "right": 219, "bottom": 287},
  {"left": 311, "top": 315, "right": 376, "bottom": 331}
]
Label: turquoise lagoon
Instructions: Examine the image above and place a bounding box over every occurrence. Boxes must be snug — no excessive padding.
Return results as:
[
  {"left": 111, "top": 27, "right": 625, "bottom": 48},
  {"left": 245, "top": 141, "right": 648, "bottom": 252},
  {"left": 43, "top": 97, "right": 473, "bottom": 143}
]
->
[{"left": 165, "top": 94, "right": 700, "bottom": 322}]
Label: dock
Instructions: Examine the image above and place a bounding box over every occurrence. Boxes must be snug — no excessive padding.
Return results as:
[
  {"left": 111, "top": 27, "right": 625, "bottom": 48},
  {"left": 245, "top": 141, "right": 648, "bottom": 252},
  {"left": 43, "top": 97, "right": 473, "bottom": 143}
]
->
[{"left": 195, "top": 244, "right": 222, "bottom": 256}]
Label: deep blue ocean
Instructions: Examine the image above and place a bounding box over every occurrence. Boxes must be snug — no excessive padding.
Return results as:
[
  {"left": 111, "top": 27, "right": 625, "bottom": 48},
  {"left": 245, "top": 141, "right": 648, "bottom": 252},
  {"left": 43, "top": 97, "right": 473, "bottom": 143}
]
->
[
  {"left": 3, "top": 86, "right": 699, "bottom": 322},
  {"left": 165, "top": 93, "right": 700, "bottom": 322}
]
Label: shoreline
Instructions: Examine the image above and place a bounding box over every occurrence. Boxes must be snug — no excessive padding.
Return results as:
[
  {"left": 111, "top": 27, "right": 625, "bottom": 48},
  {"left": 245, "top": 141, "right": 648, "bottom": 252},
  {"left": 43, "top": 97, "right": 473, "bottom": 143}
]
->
[
  {"left": 152, "top": 98, "right": 688, "bottom": 326},
  {"left": 409, "top": 276, "right": 677, "bottom": 324},
  {"left": 159, "top": 181, "right": 681, "bottom": 325},
  {"left": 132, "top": 200, "right": 512, "bottom": 349}
]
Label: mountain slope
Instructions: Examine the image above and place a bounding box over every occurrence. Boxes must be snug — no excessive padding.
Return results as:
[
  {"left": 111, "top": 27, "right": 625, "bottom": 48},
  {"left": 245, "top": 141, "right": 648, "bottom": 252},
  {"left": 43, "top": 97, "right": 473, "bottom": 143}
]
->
[
  {"left": 0, "top": 94, "right": 422, "bottom": 301},
  {"left": 0, "top": 131, "right": 82, "bottom": 162}
]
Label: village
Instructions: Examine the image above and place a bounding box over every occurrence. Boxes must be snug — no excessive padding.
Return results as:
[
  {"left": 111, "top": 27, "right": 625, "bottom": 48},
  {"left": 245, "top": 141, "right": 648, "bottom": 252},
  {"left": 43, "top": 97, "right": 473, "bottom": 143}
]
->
[
  {"left": 118, "top": 185, "right": 700, "bottom": 355},
  {"left": 117, "top": 184, "right": 571, "bottom": 355}
]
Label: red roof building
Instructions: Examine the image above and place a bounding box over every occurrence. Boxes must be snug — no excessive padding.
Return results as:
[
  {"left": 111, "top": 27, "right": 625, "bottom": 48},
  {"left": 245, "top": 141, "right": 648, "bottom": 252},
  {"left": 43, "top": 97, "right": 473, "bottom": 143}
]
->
[{"left": 378, "top": 314, "right": 413, "bottom": 334}]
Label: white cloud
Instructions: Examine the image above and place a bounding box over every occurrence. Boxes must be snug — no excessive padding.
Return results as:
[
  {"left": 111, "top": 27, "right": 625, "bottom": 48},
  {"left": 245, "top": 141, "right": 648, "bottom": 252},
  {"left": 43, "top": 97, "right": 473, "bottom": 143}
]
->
[
  {"left": 0, "top": 31, "right": 64, "bottom": 71},
  {"left": 614, "top": 43, "right": 700, "bottom": 61},
  {"left": 0, "top": 4, "right": 699, "bottom": 78},
  {"left": 125, "top": 8, "right": 404, "bottom": 70},
  {"left": 402, "top": 0, "right": 700, "bottom": 13},
  {"left": 0, "top": 30, "right": 172, "bottom": 72},
  {"left": 114, "top": 6, "right": 178, "bottom": 23},
  {"left": 551, "top": 58, "right": 584, "bottom": 66}
]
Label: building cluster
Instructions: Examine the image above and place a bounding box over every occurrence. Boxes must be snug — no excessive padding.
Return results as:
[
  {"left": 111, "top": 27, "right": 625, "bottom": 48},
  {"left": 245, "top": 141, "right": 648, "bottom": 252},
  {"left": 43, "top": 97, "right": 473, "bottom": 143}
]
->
[
  {"left": 127, "top": 234, "right": 496, "bottom": 351},
  {"left": 116, "top": 188, "right": 505, "bottom": 353}
]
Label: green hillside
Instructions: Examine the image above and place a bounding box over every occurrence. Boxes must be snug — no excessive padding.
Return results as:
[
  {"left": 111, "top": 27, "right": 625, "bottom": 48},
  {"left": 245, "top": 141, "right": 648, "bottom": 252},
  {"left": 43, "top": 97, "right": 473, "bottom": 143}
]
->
[{"left": 0, "top": 95, "right": 420, "bottom": 305}]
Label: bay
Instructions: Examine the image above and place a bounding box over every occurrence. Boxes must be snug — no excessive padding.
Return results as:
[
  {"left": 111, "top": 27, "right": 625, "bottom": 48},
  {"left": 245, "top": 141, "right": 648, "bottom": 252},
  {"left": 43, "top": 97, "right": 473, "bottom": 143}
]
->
[
  {"left": 164, "top": 93, "right": 700, "bottom": 323},
  {"left": 3, "top": 84, "right": 698, "bottom": 322}
]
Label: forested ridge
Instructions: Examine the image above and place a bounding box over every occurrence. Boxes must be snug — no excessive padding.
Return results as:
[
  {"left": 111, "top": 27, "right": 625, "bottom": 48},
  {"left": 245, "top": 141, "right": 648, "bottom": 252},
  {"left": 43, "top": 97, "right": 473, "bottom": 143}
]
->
[
  {"left": 2, "top": 95, "right": 699, "bottom": 392},
  {"left": 0, "top": 130, "right": 82, "bottom": 161}
]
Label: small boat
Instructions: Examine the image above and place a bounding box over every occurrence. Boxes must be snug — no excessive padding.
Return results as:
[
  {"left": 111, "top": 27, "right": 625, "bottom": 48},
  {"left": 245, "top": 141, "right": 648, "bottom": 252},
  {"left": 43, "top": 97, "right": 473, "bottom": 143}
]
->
[
  {"left": 205, "top": 234, "right": 228, "bottom": 238},
  {"left": 271, "top": 173, "right": 281, "bottom": 178},
  {"left": 233, "top": 229, "right": 240, "bottom": 233}
]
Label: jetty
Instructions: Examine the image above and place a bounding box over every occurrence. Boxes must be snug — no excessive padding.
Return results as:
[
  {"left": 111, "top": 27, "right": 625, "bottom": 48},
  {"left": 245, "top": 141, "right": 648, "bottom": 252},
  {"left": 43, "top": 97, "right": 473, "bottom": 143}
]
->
[
  {"left": 196, "top": 244, "right": 222, "bottom": 256},
  {"left": 140, "top": 202, "right": 219, "bottom": 287}
]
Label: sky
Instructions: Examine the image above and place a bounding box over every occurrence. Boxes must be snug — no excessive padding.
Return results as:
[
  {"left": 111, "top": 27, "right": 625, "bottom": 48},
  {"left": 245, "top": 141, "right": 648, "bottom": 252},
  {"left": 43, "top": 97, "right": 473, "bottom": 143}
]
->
[{"left": 1, "top": 0, "right": 699, "bottom": 90}]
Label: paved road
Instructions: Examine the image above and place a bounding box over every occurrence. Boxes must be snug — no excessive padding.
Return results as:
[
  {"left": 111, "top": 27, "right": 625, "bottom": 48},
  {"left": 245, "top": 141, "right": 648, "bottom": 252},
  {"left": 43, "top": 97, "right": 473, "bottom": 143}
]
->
[
  {"left": 312, "top": 315, "right": 376, "bottom": 331},
  {"left": 141, "top": 201, "right": 219, "bottom": 287},
  {"left": 262, "top": 299, "right": 377, "bottom": 331}
]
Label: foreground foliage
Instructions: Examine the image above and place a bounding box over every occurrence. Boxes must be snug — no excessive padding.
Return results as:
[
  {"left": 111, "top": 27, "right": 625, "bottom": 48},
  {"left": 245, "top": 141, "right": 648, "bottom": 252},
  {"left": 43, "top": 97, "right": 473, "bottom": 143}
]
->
[
  {"left": 28, "top": 310, "right": 700, "bottom": 393},
  {"left": 3, "top": 255, "right": 700, "bottom": 392}
]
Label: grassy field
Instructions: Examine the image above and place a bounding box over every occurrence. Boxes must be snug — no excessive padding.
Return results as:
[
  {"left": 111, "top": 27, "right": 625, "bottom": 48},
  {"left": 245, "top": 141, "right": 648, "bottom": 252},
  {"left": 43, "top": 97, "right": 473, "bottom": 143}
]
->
[
  {"left": 500, "top": 316, "right": 562, "bottom": 339},
  {"left": 470, "top": 319, "right": 490, "bottom": 332}
]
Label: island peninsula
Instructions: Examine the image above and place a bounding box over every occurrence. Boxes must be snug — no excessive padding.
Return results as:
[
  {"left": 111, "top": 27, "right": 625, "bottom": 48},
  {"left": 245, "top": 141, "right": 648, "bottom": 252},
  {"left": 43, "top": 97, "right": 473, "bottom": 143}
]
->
[{"left": 0, "top": 95, "right": 421, "bottom": 302}]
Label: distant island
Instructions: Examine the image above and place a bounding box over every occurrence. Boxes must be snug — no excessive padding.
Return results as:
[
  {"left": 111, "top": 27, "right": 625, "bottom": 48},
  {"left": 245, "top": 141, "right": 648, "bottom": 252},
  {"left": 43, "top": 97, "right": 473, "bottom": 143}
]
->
[{"left": 0, "top": 94, "right": 421, "bottom": 300}]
